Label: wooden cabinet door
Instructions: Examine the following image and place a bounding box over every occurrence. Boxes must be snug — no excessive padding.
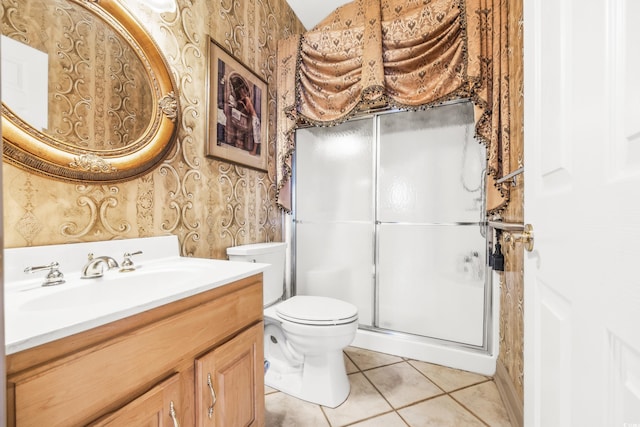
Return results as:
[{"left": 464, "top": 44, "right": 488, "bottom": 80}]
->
[
  {"left": 195, "top": 322, "right": 265, "bottom": 427},
  {"left": 89, "top": 374, "right": 183, "bottom": 427}
]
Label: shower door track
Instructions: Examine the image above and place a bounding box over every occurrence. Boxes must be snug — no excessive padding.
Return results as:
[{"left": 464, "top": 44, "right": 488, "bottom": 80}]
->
[
  {"left": 358, "top": 324, "right": 490, "bottom": 353},
  {"left": 294, "top": 220, "right": 488, "bottom": 226},
  {"left": 375, "top": 221, "right": 488, "bottom": 226}
]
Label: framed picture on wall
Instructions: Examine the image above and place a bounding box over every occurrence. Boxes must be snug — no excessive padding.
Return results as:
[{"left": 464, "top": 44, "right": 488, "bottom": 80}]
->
[{"left": 207, "top": 39, "right": 268, "bottom": 172}]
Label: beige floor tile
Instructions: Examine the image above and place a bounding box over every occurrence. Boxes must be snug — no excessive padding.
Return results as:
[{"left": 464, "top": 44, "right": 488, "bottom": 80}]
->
[
  {"left": 345, "top": 346, "right": 403, "bottom": 371},
  {"left": 322, "top": 372, "right": 392, "bottom": 427},
  {"left": 264, "top": 348, "right": 512, "bottom": 427},
  {"left": 349, "top": 411, "right": 409, "bottom": 426},
  {"left": 451, "top": 381, "right": 512, "bottom": 427},
  {"left": 265, "top": 392, "right": 330, "bottom": 427},
  {"left": 265, "top": 385, "right": 278, "bottom": 395},
  {"left": 345, "top": 352, "right": 359, "bottom": 374},
  {"left": 364, "top": 362, "right": 443, "bottom": 408},
  {"left": 398, "top": 395, "right": 486, "bottom": 427},
  {"left": 408, "top": 360, "right": 488, "bottom": 392}
]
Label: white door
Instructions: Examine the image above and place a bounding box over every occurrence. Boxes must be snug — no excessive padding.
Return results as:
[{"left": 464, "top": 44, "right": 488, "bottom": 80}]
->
[{"left": 524, "top": 1, "right": 640, "bottom": 426}]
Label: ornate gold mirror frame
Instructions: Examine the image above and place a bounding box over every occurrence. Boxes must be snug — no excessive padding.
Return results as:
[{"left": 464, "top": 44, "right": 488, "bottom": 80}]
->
[{"left": 1, "top": 0, "right": 179, "bottom": 182}]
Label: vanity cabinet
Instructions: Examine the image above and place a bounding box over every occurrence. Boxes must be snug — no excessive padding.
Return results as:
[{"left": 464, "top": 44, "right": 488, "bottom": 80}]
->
[
  {"left": 6, "top": 274, "right": 265, "bottom": 427},
  {"left": 195, "top": 323, "right": 264, "bottom": 426},
  {"left": 89, "top": 374, "right": 183, "bottom": 426}
]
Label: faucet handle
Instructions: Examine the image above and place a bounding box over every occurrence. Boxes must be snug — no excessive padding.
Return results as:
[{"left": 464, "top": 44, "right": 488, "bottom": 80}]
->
[
  {"left": 120, "top": 251, "right": 143, "bottom": 272},
  {"left": 24, "top": 262, "right": 65, "bottom": 286}
]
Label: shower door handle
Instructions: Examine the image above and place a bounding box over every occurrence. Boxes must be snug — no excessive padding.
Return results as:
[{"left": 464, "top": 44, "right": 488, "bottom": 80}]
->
[{"left": 504, "top": 224, "right": 534, "bottom": 252}]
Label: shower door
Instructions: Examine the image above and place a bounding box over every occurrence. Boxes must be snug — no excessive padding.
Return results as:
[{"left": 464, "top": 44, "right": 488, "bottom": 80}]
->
[
  {"left": 376, "top": 104, "right": 487, "bottom": 346},
  {"left": 294, "top": 102, "right": 488, "bottom": 347},
  {"left": 294, "top": 119, "right": 376, "bottom": 326}
]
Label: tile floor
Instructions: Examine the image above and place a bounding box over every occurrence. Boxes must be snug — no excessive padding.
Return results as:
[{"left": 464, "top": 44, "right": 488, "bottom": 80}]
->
[{"left": 265, "top": 346, "right": 512, "bottom": 427}]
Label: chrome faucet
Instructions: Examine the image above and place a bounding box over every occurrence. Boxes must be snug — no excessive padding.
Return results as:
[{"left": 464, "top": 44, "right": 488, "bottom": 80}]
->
[{"left": 81, "top": 253, "right": 119, "bottom": 278}]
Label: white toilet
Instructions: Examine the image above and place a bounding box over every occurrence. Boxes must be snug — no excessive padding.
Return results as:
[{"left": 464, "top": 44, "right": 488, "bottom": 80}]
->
[{"left": 226, "top": 242, "right": 358, "bottom": 408}]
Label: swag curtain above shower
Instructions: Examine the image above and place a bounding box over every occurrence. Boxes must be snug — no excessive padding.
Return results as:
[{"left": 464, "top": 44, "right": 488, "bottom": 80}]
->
[{"left": 276, "top": 0, "right": 510, "bottom": 214}]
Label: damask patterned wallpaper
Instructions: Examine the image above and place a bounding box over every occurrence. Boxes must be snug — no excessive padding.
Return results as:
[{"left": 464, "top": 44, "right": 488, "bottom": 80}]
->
[
  {"left": 2, "top": 0, "right": 305, "bottom": 259},
  {"left": 2, "top": 0, "right": 153, "bottom": 149},
  {"left": 498, "top": 0, "right": 525, "bottom": 401},
  {"left": 2, "top": 0, "right": 524, "bottom": 402}
]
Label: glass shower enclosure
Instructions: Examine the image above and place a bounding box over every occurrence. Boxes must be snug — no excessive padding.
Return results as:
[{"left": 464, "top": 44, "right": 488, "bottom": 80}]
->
[{"left": 293, "top": 102, "right": 493, "bottom": 363}]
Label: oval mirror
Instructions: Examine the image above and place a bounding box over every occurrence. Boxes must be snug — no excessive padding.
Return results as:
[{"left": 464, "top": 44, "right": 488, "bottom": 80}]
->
[{"left": 1, "top": 0, "right": 179, "bottom": 182}]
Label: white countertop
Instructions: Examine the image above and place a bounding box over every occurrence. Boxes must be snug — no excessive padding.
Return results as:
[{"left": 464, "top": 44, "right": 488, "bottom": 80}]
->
[{"left": 4, "top": 236, "right": 267, "bottom": 355}]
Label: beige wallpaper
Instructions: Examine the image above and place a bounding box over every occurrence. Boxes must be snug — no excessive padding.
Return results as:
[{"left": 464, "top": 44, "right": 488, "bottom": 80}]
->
[
  {"left": 2, "top": 0, "right": 305, "bottom": 259},
  {"left": 497, "top": 0, "right": 525, "bottom": 401},
  {"left": 3, "top": 0, "right": 524, "bottom": 401}
]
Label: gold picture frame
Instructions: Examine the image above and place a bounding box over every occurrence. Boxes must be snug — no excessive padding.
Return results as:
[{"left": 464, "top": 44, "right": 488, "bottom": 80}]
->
[{"left": 207, "top": 39, "right": 268, "bottom": 172}]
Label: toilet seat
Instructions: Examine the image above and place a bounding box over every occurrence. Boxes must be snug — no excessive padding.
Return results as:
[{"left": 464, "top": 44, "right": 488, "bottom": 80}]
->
[{"left": 275, "top": 296, "right": 358, "bottom": 326}]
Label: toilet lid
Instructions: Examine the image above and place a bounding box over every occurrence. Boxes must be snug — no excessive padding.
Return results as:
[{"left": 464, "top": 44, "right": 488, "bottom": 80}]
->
[{"left": 276, "top": 296, "right": 358, "bottom": 326}]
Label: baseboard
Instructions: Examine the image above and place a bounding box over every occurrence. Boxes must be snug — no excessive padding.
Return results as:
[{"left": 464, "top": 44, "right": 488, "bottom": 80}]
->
[{"left": 494, "top": 360, "right": 524, "bottom": 427}]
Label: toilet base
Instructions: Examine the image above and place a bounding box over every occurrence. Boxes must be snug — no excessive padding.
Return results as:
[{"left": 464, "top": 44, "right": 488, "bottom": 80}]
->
[{"left": 265, "top": 350, "right": 351, "bottom": 408}]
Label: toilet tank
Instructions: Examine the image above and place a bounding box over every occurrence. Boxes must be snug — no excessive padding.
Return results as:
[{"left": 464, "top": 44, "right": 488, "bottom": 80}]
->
[{"left": 226, "top": 242, "right": 287, "bottom": 306}]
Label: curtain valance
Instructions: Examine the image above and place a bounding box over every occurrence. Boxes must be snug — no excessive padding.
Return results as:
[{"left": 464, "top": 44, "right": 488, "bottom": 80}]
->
[{"left": 276, "top": 0, "right": 510, "bottom": 214}]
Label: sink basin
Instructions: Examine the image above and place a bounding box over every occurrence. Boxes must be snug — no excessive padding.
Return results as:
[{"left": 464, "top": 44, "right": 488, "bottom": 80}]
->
[
  {"left": 4, "top": 236, "right": 269, "bottom": 356},
  {"left": 20, "top": 265, "right": 203, "bottom": 311}
]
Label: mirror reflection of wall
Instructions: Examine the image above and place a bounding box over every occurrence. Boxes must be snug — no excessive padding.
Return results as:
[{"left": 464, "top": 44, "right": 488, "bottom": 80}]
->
[
  {"left": 1, "top": 0, "right": 153, "bottom": 150},
  {"left": 1, "top": 35, "right": 48, "bottom": 131}
]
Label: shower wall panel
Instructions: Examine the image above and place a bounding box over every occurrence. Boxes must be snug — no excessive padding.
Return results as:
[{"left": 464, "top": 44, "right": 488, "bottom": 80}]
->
[
  {"left": 378, "top": 104, "right": 484, "bottom": 223},
  {"left": 377, "top": 225, "right": 486, "bottom": 345},
  {"left": 296, "top": 222, "right": 374, "bottom": 326},
  {"left": 295, "top": 120, "right": 375, "bottom": 326}
]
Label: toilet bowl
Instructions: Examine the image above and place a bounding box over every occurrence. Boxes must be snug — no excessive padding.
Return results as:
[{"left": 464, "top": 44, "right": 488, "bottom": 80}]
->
[
  {"left": 264, "top": 295, "right": 358, "bottom": 407},
  {"left": 226, "top": 243, "right": 359, "bottom": 408}
]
